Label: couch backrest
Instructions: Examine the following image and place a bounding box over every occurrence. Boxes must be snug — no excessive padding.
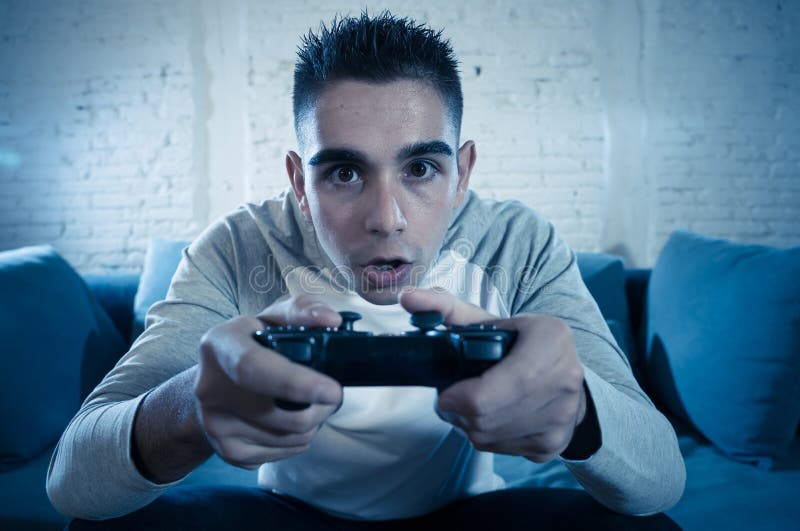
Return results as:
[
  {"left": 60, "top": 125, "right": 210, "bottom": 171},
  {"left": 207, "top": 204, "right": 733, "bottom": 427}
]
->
[{"left": 83, "top": 274, "right": 140, "bottom": 346}]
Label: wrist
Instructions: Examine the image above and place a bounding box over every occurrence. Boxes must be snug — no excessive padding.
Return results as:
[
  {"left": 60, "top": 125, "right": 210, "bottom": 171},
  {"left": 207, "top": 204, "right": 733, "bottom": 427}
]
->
[{"left": 132, "top": 366, "right": 213, "bottom": 483}]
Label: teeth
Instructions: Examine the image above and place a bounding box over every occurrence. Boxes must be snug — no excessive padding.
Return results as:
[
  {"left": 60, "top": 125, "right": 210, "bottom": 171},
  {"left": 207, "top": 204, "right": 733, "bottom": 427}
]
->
[{"left": 376, "top": 264, "right": 394, "bottom": 271}]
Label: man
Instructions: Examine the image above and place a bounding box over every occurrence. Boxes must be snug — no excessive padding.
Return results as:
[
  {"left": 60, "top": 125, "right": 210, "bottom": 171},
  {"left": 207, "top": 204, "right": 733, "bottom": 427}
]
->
[{"left": 47, "top": 12, "right": 685, "bottom": 529}]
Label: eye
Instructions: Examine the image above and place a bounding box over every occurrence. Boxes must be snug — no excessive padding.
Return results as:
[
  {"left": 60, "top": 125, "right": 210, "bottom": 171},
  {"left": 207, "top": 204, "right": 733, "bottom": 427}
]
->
[
  {"left": 406, "top": 160, "right": 437, "bottom": 180},
  {"left": 329, "top": 166, "right": 361, "bottom": 185}
]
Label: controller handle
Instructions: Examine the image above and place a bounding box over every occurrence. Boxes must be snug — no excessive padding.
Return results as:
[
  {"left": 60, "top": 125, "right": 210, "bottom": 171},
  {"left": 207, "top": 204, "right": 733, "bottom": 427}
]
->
[{"left": 272, "top": 311, "right": 360, "bottom": 411}]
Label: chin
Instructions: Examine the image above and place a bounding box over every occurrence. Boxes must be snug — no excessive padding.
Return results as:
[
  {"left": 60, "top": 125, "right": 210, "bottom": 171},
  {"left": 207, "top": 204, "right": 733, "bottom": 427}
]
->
[{"left": 358, "top": 287, "right": 404, "bottom": 306}]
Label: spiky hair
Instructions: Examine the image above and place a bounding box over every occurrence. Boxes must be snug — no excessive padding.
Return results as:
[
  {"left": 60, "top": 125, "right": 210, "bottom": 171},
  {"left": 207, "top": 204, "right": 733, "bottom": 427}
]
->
[{"left": 293, "top": 11, "right": 463, "bottom": 143}]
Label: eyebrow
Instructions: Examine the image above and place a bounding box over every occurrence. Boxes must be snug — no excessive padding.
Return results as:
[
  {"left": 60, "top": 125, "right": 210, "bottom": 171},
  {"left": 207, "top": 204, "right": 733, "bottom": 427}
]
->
[
  {"left": 307, "top": 148, "right": 366, "bottom": 167},
  {"left": 396, "top": 140, "right": 454, "bottom": 161},
  {"left": 307, "top": 140, "right": 454, "bottom": 167}
]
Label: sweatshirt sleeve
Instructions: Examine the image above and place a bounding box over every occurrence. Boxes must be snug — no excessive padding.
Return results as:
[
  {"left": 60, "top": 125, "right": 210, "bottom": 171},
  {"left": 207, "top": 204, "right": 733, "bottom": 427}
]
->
[
  {"left": 512, "top": 217, "right": 685, "bottom": 516},
  {"left": 46, "top": 221, "right": 242, "bottom": 520}
]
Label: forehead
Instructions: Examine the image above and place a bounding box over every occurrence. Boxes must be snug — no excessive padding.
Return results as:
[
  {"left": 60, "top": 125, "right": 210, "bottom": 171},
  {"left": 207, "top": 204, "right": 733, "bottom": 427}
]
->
[{"left": 301, "top": 79, "right": 455, "bottom": 158}]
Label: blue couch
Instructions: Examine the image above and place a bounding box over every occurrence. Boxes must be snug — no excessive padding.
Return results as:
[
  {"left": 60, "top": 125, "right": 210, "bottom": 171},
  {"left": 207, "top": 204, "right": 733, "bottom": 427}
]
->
[{"left": 1, "top": 239, "right": 798, "bottom": 530}]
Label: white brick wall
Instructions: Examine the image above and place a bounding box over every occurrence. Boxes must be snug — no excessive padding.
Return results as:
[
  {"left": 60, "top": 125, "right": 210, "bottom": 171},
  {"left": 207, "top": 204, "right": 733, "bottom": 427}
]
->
[
  {"left": 0, "top": 0, "right": 797, "bottom": 272},
  {"left": 643, "top": 0, "right": 800, "bottom": 263},
  {"left": 0, "top": 0, "right": 203, "bottom": 272}
]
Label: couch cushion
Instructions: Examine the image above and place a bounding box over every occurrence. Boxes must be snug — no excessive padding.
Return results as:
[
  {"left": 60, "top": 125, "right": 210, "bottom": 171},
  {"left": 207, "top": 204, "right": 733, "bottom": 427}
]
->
[
  {"left": 645, "top": 230, "right": 800, "bottom": 468},
  {"left": 0, "top": 443, "right": 67, "bottom": 529},
  {"left": 576, "top": 252, "right": 635, "bottom": 369},
  {"left": 0, "top": 246, "right": 127, "bottom": 471},
  {"left": 666, "top": 420, "right": 800, "bottom": 530},
  {"left": 131, "top": 239, "right": 190, "bottom": 341}
]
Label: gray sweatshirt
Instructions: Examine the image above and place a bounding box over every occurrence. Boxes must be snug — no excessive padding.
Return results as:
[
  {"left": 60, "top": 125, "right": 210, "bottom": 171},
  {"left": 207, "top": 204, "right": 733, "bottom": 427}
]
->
[{"left": 46, "top": 190, "right": 685, "bottom": 520}]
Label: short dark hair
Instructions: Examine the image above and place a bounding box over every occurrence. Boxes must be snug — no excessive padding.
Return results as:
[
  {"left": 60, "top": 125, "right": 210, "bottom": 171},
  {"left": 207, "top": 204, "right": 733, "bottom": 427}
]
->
[{"left": 293, "top": 11, "right": 463, "bottom": 145}]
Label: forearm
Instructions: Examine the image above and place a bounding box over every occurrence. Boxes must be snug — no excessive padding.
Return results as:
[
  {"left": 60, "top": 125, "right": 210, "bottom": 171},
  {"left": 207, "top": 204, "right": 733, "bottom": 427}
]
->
[
  {"left": 558, "top": 367, "right": 686, "bottom": 516},
  {"left": 132, "top": 365, "right": 213, "bottom": 483},
  {"left": 47, "top": 398, "right": 171, "bottom": 520},
  {"left": 46, "top": 367, "right": 212, "bottom": 519}
]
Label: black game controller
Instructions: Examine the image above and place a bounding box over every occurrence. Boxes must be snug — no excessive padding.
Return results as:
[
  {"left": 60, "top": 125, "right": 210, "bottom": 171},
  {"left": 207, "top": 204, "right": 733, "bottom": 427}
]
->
[{"left": 253, "top": 310, "right": 516, "bottom": 410}]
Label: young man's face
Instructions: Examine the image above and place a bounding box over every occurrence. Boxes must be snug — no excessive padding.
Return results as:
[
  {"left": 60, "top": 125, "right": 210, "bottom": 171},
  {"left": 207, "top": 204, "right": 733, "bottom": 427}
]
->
[{"left": 287, "top": 79, "right": 476, "bottom": 305}]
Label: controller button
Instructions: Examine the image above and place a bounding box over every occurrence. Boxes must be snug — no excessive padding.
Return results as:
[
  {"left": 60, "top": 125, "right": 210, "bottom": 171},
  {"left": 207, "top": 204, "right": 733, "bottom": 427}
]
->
[
  {"left": 410, "top": 311, "right": 445, "bottom": 331},
  {"left": 339, "top": 311, "right": 362, "bottom": 331}
]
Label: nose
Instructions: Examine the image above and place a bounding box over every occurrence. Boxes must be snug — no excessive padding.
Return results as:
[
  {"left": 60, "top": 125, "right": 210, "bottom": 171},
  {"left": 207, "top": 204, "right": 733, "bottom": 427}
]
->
[{"left": 364, "top": 179, "right": 408, "bottom": 236}]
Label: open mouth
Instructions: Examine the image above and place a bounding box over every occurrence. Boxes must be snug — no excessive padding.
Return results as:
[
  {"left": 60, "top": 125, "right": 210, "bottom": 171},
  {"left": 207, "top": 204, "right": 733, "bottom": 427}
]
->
[
  {"left": 361, "top": 257, "right": 413, "bottom": 288},
  {"left": 367, "top": 258, "right": 407, "bottom": 270}
]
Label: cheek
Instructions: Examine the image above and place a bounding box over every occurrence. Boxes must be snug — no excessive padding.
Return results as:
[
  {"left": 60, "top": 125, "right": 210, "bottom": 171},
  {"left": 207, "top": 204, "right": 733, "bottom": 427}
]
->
[
  {"left": 308, "top": 193, "right": 356, "bottom": 254},
  {"left": 414, "top": 179, "right": 457, "bottom": 217},
  {"left": 405, "top": 184, "right": 457, "bottom": 241},
  {"left": 307, "top": 185, "right": 338, "bottom": 223}
]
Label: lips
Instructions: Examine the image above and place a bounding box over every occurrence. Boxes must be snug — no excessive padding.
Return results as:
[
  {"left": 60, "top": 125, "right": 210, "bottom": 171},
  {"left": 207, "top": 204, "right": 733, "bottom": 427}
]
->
[
  {"left": 361, "top": 256, "right": 413, "bottom": 288},
  {"left": 364, "top": 256, "right": 409, "bottom": 268}
]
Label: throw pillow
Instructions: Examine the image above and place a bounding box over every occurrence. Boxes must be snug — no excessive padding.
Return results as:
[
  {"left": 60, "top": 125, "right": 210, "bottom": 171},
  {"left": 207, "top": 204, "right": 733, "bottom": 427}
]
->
[
  {"left": 131, "top": 239, "right": 190, "bottom": 341},
  {"left": 0, "top": 245, "right": 126, "bottom": 471},
  {"left": 645, "top": 230, "right": 800, "bottom": 468}
]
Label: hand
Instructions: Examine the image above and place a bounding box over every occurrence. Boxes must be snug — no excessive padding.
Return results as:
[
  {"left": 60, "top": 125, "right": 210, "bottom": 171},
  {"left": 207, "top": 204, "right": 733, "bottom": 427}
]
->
[
  {"left": 194, "top": 295, "right": 344, "bottom": 469},
  {"left": 399, "top": 287, "right": 588, "bottom": 463}
]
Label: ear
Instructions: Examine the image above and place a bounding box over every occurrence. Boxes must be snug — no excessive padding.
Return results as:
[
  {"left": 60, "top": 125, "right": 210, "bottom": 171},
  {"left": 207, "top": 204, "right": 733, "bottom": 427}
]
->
[
  {"left": 286, "top": 151, "right": 311, "bottom": 220},
  {"left": 454, "top": 140, "right": 476, "bottom": 209}
]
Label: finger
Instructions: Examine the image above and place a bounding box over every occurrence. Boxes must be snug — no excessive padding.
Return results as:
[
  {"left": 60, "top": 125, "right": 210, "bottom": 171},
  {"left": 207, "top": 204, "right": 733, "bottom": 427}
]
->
[
  {"left": 460, "top": 394, "right": 576, "bottom": 445},
  {"left": 206, "top": 414, "right": 322, "bottom": 449},
  {"left": 468, "top": 436, "right": 559, "bottom": 463},
  {"left": 203, "top": 317, "right": 342, "bottom": 405},
  {"left": 201, "top": 378, "right": 340, "bottom": 434},
  {"left": 244, "top": 402, "right": 340, "bottom": 435},
  {"left": 436, "top": 369, "right": 517, "bottom": 421},
  {"left": 256, "top": 294, "right": 342, "bottom": 328},
  {"left": 244, "top": 351, "right": 342, "bottom": 405},
  {"left": 437, "top": 316, "right": 569, "bottom": 418},
  {"left": 433, "top": 402, "right": 550, "bottom": 459},
  {"left": 434, "top": 394, "right": 469, "bottom": 427},
  {"left": 485, "top": 430, "right": 572, "bottom": 461},
  {"left": 214, "top": 437, "right": 310, "bottom": 468},
  {"left": 398, "top": 286, "right": 495, "bottom": 326}
]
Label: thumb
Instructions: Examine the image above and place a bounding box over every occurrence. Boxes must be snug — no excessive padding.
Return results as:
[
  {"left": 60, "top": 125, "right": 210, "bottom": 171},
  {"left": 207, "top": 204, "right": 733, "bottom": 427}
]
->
[
  {"left": 255, "top": 295, "right": 342, "bottom": 328},
  {"left": 398, "top": 286, "right": 496, "bottom": 326}
]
